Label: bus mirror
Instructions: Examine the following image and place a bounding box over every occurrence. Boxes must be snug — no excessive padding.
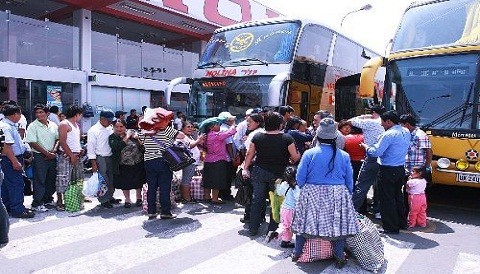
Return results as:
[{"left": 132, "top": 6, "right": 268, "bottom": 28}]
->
[
  {"left": 359, "top": 57, "right": 384, "bottom": 97},
  {"left": 165, "top": 77, "right": 192, "bottom": 105},
  {"left": 268, "top": 72, "right": 290, "bottom": 106}
]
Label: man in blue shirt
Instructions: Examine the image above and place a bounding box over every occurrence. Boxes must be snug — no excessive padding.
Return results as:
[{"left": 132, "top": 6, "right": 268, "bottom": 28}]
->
[
  {"left": 361, "top": 111, "right": 409, "bottom": 234},
  {"left": 0, "top": 104, "right": 34, "bottom": 218}
]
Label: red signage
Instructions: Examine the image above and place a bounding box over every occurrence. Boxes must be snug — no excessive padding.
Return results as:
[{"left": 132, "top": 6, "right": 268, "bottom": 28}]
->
[{"left": 152, "top": 0, "right": 281, "bottom": 27}]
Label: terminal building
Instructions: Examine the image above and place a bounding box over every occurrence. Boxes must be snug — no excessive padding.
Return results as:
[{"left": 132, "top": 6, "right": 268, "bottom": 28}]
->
[{"left": 0, "top": 0, "right": 280, "bottom": 127}]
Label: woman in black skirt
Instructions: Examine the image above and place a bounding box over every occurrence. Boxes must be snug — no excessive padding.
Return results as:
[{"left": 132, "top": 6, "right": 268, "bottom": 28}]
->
[
  {"left": 200, "top": 117, "right": 236, "bottom": 204},
  {"left": 109, "top": 119, "right": 145, "bottom": 208}
]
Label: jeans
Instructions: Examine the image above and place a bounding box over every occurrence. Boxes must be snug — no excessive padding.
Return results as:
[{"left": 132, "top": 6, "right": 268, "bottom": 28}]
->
[
  {"left": 248, "top": 165, "right": 276, "bottom": 233},
  {"left": 96, "top": 156, "right": 114, "bottom": 204},
  {"left": 294, "top": 235, "right": 346, "bottom": 260},
  {"left": 1, "top": 156, "right": 25, "bottom": 215},
  {"left": 145, "top": 158, "right": 173, "bottom": 215},
  {"left": 0, "top": 170, "right": 9, "bottom": 245},
  {"left": 378, "top": 165, "right": 407, "bottom": 231},
  {"left": 352, "top": 156, "right": 379, "bottom": 211},
  {"left": 32, "top": 153, "right": 57, "bottom": 206}
]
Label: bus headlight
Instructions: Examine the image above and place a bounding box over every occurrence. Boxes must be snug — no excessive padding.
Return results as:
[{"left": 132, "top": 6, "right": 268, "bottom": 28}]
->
[
  {"left": 475, "top": 162, "right": 480, "bottom": 171},
  {"left": 437, "top": 158, "right": 451, "bottom": 169},
  {"left": 455, "top": 159, "right": 469, "bottom": 171}
]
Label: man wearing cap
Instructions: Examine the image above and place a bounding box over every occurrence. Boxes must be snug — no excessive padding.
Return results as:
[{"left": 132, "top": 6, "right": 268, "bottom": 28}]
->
[
  {"left": 115, "top": 110, "right": 127, "bottom": 121},
  {"left": 349, "top": 105, "right": 385, "bottom": 216},
  {"left": 218, "top": 111, "right": 237, "bottom": 201},
  {"left": 87, "top": 110, "right": 118, "bottom": 208}
]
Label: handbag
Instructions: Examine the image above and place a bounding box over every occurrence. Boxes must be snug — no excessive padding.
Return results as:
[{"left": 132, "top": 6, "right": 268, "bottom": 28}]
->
[
  {"left": 234, "top": 184, "right": 252, "bottom": 206},
  {"left": 346, "top": 214, "right": 385, "bottom": 272},
  {"left": 297, "top": 238, "right": 334, "bottom": 263},
  {"left": 151, "top": 137, "right": 195, "bottom": 171},
  {"left": 23, "top": 175, "right": 33, "bottom": 196},
  {"left": 65, "top": 180, "right": 84, "bottom": 212}
]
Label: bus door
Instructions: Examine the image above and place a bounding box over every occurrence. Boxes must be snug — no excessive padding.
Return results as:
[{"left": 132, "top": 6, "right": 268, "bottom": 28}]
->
[
  {"left": 288, "top": 81, "right": 310, "bottom": 121},
  {"left": 335, "top": 73, "right": 367, "bottom": 121}
]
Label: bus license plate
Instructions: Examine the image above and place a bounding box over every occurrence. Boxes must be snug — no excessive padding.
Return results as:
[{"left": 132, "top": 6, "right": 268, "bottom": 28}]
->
[{"left": 456, "top": 173, "right": 480, "bottom": 184}]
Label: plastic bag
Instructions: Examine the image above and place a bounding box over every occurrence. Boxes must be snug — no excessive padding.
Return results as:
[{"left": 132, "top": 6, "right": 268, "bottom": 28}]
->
[
  {"left": 269, "top": 191, "right": 284, "bottom": 223},
  {"left": 82, "top": 172, "right": 108, "bottom": 197}
]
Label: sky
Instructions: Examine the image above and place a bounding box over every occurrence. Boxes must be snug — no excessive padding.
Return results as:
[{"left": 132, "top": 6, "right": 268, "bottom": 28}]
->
[{"left": 255, "top": 0, "right": 416, "bottom": 54}]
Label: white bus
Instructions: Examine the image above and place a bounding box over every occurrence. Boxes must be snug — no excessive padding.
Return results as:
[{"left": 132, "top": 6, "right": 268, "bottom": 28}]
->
[{"left": 166, "top": 18, "right": 383, "bottom": 122}]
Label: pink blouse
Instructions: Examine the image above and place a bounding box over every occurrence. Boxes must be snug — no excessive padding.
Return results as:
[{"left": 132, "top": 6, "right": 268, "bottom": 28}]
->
[{"left": 204, "top": 127, "right": 237, "bottom": 163}]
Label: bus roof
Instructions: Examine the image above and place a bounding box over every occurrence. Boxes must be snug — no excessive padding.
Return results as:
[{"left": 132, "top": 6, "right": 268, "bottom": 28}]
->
[{"left": 213, "top": 16, "right": 381, "bottom": 56}]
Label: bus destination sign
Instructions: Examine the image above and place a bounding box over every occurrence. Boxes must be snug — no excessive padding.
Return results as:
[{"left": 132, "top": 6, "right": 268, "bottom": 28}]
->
[{"left": 407, "top": 66, "right": 469, "bottom": 77}]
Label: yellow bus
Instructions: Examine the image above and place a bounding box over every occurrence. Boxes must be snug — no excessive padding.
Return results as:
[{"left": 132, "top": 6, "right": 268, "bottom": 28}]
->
[
  {"left": 360, "top": 0, "right": 480, "bottom": 188},
  {"left": 166, "top": 18, "right": 382, "bottom": 123}
]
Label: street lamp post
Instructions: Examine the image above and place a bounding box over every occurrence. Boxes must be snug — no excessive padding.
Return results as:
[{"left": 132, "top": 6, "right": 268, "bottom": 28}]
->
[{"left": 340, "top": 4, "right": 372, "bottom": 27}]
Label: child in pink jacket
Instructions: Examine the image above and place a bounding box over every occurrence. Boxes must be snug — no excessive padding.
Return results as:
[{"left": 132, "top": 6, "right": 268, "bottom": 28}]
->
[{"left": 406, "top": 166, "right": 428, "bottom": 228}]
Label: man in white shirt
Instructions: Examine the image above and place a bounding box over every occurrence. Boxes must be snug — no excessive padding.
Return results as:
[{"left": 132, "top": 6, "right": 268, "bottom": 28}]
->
[
  {"left": 349, "top": 105, "right": 386, "bottom": 216},
  {"left": 87, "top": 110, "right": 118, "bottom": 208}
]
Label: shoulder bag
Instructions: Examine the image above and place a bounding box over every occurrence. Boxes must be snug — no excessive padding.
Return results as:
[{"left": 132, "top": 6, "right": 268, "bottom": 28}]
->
[{"left": 151, "top": 136, "right": 195, "bottom": 171}]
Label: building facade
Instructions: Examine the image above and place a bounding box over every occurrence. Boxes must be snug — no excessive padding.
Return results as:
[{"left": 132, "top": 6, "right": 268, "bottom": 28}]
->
[{"left": 0, "top": 0, "right": 280, "bottom": 128}]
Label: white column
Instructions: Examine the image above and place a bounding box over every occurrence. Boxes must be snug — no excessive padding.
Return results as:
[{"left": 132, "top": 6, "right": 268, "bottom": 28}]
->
[{"left": 73, "top": 9, "right": 92, "bottom": 132}]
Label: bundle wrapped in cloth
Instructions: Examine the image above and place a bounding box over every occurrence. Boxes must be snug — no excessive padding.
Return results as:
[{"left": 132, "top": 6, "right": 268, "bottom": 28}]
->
[{"left": 139, "top": 107, "right": 174, "bottom": 132}]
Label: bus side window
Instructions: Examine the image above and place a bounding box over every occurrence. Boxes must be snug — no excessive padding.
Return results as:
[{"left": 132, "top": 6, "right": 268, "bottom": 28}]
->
[{"left": 296, "top": 24, "right": 333, "bottom": 64}]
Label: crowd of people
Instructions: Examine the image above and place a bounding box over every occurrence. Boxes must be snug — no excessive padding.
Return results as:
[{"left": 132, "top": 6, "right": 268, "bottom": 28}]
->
[{"left": 0, "top": 102, "right": 432, "bottom": 268}]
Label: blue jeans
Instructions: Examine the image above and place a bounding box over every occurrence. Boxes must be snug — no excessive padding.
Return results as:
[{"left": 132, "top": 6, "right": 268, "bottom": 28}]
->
[
  {"left": 248, "top": 165, "right": 276, "bottom": 233},
  {"left": 352, "top": 156, "right": 379, "bottom": 211},
  {"left": 32, "top": 153, "right": 57, "bottom": 206},
  {"left": 1, "top": 156, "right": 25, "bottom": 215},
  {"left": 0, "top": 169, "right": 9, "bottom": 245},
  {"left": 294, "top": 235, "right": 346, "bottom": 260},
  {"left": 145, "top": 158, "right": 173, "bottom": 215}
]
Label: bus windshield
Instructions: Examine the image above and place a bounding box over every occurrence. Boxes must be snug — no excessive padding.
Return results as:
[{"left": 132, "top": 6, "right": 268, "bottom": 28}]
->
[
  {"left": 199, "top": 22, "right": 301, "bottom": 67},
  {"left": 393, "top": 54, "right": 480, "bottom": 130},
  {"left": 392, "top": 0, "right": 479, "bottom": 52},
  {"left": 188, "top": 76, "right": 273, "bottom": 121}
]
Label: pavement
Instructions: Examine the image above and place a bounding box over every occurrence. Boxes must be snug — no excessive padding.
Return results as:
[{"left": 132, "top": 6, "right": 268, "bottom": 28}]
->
[{"left": 1, "top": 187, "right": 479, "bottom": 273}]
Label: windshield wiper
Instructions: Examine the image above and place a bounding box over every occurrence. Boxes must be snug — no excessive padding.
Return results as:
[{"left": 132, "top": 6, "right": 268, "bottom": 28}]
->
[
  {"left": 198, "top": 61, "right": 225, "bottom": 69},
  {"left": 422, "top": 83, "right": 474, "bottom": 129},
  {"left": 417, "top": 94, "right": 450, "bottom": 113},
  {"left": 227, "top": 57, "right": 268, "bottom": 66}
]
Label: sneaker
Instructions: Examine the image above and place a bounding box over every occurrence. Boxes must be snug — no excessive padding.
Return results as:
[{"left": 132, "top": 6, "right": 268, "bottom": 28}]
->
[
  {"left": 124, "top": 202, "right": 132, "bottom": 208},
  {"left": 33, "top": 205, "right": 49, "bottom": 212},
  {"left": 147, "top": 214, "right": 157, "bottom": 220},
  {"left": 110, "top": 198, "right": 122, "bottom": 204},
  {"left": 374, "top": 212, "right": 382, "bottom": 219},
  {"left": 44, "top": 201, "right": 56, "bottom": 208},
  {"left": 160, "top": 213, "right": 177, "bottom": 220},
  {"left": 240, "top": 217, "right": 250, "bottom": 223},
  {"left": 266, "top": 231, "right": 278, "bottom": 243},
  {"left": 12, "top": 210, "right": 35, "bottom": 219}
]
